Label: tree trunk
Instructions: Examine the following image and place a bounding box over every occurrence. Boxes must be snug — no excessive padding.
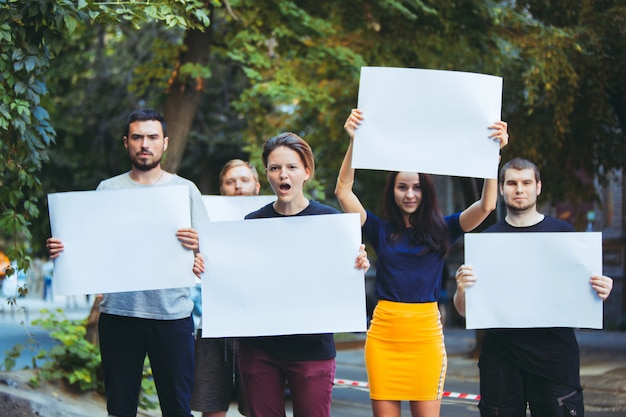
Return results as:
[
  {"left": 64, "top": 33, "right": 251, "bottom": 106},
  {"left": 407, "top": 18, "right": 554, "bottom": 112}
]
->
[{"left": 162, "top": 23, "right": 213, "bottom": 174}]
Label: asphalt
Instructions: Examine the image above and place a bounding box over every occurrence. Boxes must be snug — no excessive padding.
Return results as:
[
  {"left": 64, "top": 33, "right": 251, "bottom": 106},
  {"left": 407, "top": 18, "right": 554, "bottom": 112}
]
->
[{"left": 1, "top": 295, "right": 626, "bottom": 416}]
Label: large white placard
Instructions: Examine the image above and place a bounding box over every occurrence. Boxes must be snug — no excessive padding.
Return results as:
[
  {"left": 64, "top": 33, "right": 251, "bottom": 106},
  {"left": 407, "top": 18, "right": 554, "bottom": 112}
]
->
[
  {"left": 48, "top": 186, "right": 196, "bottom": 295},
  {"left": 202, "top": 195, "right": 276, "bottom": 221},
  {"left": 465, "top": 232, "right": 603, "bottom": 329},
  {"left": 354, "top": 66, "right": 502, "bottom": 178},
  {"left": 198, "top": 213, "right": 367, "bottom": 337}
]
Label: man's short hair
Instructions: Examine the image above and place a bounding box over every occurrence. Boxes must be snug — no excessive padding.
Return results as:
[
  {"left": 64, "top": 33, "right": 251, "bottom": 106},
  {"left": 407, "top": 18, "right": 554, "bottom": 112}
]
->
[
  {"left": 219, "top": 159, "right": 259, "bottom": 186},
  {"left": 500, "top": 157, "right": 541, "bottom": 184},
  {"left": 124, "top": 109, "right": 166, "bottom": 137}
]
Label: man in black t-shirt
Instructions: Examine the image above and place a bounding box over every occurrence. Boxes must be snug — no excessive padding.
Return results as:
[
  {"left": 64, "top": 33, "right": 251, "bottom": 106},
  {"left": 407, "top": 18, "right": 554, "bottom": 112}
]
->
[{"left": 453, "top": 158, "right": 613, "bottom": 417}]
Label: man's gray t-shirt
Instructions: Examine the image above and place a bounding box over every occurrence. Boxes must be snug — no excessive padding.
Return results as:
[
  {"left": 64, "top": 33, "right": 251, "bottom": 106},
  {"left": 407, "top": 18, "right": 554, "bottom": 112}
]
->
[{"left": 97, "top": 172, "right": 209, "bottom": 320}]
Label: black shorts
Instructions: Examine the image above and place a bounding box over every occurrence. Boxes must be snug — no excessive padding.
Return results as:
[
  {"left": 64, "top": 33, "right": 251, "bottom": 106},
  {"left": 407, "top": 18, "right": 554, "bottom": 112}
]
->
[{"left": 190, "top": 330, "right": 248, "bottom": 415}]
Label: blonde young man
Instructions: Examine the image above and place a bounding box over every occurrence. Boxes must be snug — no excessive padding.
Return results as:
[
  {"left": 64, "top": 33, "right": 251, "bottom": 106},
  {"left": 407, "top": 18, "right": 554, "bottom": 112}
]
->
[
  {"left": 190, "top": 159, "right": 259, "bottom": 417},
  {"left": 454, "top": 157, "right": 613, "bottom": 417},
  {"left": 219, "top": 159, "right": 261, "bottom": 197}
]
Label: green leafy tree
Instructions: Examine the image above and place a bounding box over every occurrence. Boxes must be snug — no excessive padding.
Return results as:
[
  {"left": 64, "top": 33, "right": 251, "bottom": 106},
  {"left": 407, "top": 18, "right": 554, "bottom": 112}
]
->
[
  {"left": 495, "top": 1, "right": 625, "bottom": 223},
  {"left": 0, "top": 1, "right": 86, "bottom": 285},
  {"left": 1, "top": 0, "right": 212, "bottom": 262},
  {"left": 221, "top": 1, "right": 508, "bottom": 210}
]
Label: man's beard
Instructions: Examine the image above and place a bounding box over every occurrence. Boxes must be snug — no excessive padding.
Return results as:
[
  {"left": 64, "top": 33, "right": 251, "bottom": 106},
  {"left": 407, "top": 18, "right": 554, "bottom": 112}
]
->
[
  {"left": 131, "top": 157, "right": 161, "bottom": 171},
  {"left": 505, "top": 200, "right": 535, "bottom": 213}
]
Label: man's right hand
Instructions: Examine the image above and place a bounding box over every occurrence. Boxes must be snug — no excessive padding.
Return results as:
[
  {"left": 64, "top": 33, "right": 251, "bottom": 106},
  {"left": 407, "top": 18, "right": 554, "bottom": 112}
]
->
[{"left": 455, "top": 264, "right": 477, "bottom": 293}]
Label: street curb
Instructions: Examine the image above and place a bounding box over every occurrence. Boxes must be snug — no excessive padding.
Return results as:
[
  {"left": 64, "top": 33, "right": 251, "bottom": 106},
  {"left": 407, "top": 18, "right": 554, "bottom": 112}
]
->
[{"left": 0, "top": 380, "right": 89, "bottom": 417}]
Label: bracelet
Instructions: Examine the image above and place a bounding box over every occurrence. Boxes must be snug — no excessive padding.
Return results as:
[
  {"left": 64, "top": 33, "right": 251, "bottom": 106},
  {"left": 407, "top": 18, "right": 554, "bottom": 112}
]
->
[{"left": 337, "top": 177, "right": 354, "bottom": 187}]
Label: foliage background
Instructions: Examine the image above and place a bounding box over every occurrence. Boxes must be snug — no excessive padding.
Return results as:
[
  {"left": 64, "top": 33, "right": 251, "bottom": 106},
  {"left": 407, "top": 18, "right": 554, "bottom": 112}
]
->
[{"left": 0, "top": 0, "right": 624, "bottom": 270}]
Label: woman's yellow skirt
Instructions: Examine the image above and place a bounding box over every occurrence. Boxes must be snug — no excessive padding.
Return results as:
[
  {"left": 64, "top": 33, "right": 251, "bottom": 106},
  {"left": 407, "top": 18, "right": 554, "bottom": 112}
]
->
[{"left": 365, "top": 300, "right": 446, "bottom": 401}]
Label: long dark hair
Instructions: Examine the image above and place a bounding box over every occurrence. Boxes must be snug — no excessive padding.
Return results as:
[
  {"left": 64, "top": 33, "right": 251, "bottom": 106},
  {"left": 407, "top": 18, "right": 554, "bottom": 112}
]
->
[{"left": 381, "top": 172, "right": 448, "bottom": 255}]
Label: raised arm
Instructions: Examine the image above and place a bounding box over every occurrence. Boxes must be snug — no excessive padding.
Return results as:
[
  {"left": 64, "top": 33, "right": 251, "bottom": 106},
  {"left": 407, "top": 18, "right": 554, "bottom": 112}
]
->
[
  {"left": 459, "top": 121, "right": 509, "bottom": 232},
  {"left": 335, "top": 109, "right": 367, "bottom": 226}
]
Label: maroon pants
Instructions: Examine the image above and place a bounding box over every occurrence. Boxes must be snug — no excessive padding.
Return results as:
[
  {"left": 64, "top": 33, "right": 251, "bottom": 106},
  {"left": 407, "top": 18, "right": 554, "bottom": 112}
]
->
[{"left": 238, "top": 344, "right": 335, "bottom": 417}]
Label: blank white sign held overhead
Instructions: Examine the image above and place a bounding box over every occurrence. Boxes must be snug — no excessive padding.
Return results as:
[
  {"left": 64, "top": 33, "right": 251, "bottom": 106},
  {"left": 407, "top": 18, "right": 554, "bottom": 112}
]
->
[{"left": 354, "top": 66, "right": 503, "bottom": 179}]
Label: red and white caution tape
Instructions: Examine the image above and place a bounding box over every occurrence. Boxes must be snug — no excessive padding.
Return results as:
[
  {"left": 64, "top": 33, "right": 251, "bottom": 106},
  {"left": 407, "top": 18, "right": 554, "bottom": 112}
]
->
[
  {"left": 334, "top": 378, "right": 369, "bottom": 389},
  {"left": 333, "top": 378, "right": 370, "bottom": 392},
  {"left": 441, "top": 391, "right": 481, "bottom": 401},
  {"left": 333, "top": 378, "right": 481, "bottom": 401}
]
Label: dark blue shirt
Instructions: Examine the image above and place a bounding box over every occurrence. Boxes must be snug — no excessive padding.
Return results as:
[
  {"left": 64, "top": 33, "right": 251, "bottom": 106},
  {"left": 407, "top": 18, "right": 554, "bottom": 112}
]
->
[{"left": 363, "top": 210, "right": 463, "bottom": 303}]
